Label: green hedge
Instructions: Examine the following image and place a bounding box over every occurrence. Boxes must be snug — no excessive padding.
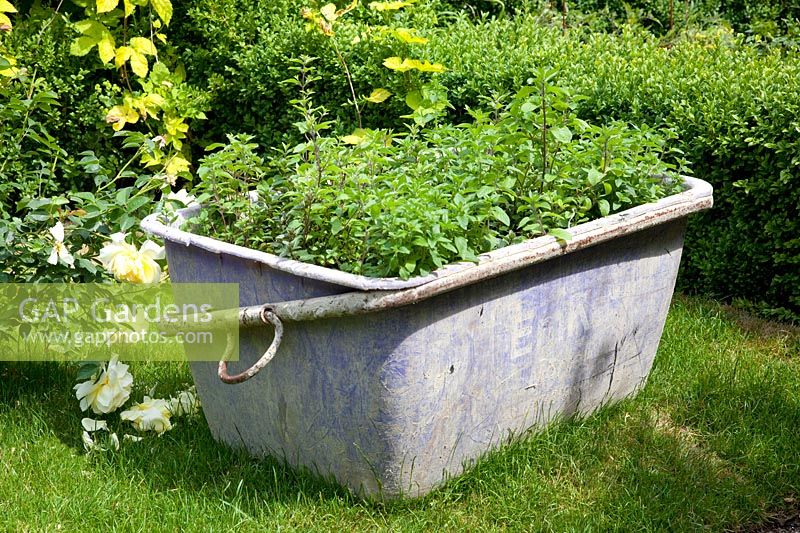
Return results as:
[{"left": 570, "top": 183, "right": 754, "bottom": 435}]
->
[
  {"left": 441, "top": 0, "right": 800, "bottom": 36},
  {"left": 421, "top": 20, "right": 800, "bottom": 319},
  {"left": 3, "top": 1, "right": 798, "bottom": 319},
  {"left": 1, "top": 5, "right": 121, "bottom": 202},
  {"left": 172, "top": 6, "right": 799, "bottom": 319}
]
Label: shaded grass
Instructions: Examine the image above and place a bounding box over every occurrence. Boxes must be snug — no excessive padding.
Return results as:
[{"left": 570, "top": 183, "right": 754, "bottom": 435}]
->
[{"left": 0, "top": 296, "right": 798, "bottom": 531}]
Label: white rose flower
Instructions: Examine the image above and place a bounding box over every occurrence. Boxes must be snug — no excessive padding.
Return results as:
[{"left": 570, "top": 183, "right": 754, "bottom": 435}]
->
[
  {"left": 97, "top": 232, "right": 165, "bottom": 284},
  {"left": 73, "top": 356, "right": 133, "bottom": 414},
  {"left": 121, "top": 396, "right": 173, "bottom": 435},
  {"left": 47, "top": 221, "right": 75, "bottom": 268}
]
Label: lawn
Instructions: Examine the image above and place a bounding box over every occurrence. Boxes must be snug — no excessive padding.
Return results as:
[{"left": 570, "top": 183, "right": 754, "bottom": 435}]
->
[{"left": 1, "top": 295, "right": 798, "bottom": 531}]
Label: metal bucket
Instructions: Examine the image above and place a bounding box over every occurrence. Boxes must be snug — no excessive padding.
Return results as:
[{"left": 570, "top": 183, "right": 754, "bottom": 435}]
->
[{"left": 142, "top": 177, "right": 713, "bottom": 498}]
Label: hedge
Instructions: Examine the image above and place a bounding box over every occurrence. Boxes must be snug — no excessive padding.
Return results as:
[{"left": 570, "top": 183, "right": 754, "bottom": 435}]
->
[
  {"left": 3, "top": 1, "right": 798, "bottom": 319},
  {"left": 170, "top": 5, "right": 799, "bottom": 319}
]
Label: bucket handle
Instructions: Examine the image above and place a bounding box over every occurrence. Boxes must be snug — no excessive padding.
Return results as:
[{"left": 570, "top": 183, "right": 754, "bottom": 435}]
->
[{"left": 218, "top": 308, "right": 283, "bottom": 384}]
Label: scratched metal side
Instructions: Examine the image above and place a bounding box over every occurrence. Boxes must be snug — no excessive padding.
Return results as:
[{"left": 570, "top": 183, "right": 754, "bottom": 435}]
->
[{"left": 165, "top": 218, "right": 686, "bottom": 499}]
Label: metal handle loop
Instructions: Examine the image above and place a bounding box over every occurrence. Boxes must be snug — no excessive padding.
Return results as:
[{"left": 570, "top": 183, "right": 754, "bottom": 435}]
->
[{"left": 218, "top": 308, "right": 283, "bottom": 384}]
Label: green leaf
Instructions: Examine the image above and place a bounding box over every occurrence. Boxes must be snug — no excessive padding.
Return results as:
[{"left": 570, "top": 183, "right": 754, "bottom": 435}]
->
[
  {"left": 454, "top": 236, "right": 469, "bottom": 258},
  {"left": 76, "top": 361, "right": 101, "bottom": 381},
  {"left": 489, "top": 206, "right": 510, "bottom": 226},
  {"left": 119, "top": 213, "right": 137, "bottom": 231},
  {"left": 587, "top": 168, "right": 603, "bottom": 186},
  {"left": 598, "top": 198, "right": 610, "bottom": 217},
  {"left": 550, "top": 126, "right": 572, "bottom": 143},
  {"left": 405, "top": 90, "right": 423, "bottom": 111},
  {"left": 548, "top": 228, "right": 572, "bottom": 242},
  {"left": 70, "top": 36, "right": 98, "bottom": 57},
  {"left": 126, "top": 195, "right": 151, "bottom": 212},
  {"left": 115, "top": 187, "right": 131, "bottom": 206}
]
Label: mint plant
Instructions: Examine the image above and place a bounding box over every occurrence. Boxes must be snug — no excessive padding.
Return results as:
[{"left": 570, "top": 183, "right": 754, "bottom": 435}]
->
[{"left": 191, "top": 60, "right": 687, "bottom": 279}]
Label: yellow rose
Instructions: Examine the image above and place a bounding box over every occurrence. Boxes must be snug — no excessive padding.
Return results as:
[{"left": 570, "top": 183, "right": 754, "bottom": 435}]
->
[
  {"left": 97, "top": 232, "right": 165, "bottom": 284},
  {"left": 121, "top": 396, "right": 173, "bottom": 435},
  {"left": 73, "top": 356, "right": 133, "bottom": 414}
]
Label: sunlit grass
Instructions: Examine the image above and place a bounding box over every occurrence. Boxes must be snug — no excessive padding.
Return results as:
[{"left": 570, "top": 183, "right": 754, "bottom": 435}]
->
[{"left": 1, "top": 296, "right": 798, "bottom": 531}]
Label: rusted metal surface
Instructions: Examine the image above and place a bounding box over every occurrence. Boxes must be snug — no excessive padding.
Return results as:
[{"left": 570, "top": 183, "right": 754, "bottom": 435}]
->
[{"left": 218, "top": 310, "right": 283, "bottom": 384}]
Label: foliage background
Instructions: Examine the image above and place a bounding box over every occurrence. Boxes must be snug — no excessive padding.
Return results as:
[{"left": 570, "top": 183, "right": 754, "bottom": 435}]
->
[{"left": 1, "top": 0, "right": 798, "bottom": 319}]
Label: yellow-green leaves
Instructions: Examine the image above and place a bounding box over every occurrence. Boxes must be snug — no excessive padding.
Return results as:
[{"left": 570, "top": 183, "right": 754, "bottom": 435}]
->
[
  {"left": 0, "top": 0, "right": 16, "bottom": 31},
  {"left": 105, "top": 104, "right": 139, "bottom": 131},
  {"left": 150, "top": 0, "right": 172, "bottom": 25},
  {"left": 393, "top": 28, "right": 427, "bottom": 44},
  {"left": 72, "top": 0, "right": 167, "bottom": 72},
  {"left": 96, "top": 0, "right": 118, "bottom": 14},
  {"left": 382, "top": 56, "right": 408, "bottom": 71},
  {"left": 0, "top": 54, "right": 17, "bottom": 77},
  {"left": 369, "top": 0, "right": 415, "bottom": 11},
  {"left": 163, "top": 115, "right": 189, "bottom": 148},
  {"left": 365, "top": 88, "right": 392, "bottom": 103},
  {"left": 411, "top": 60, "right": 445, "bottom": 73},
  {"left": 71, "top": 20, "right": 116, "bottom": 64},
  {"left": 320, "top": 3, "right": 338, "bottom": 22},
  {"left": 0, "top": 2, "right": 16, "bottom": 77},
  {"left": 164, "top": 153, "right": 190, "bottom": 178},
  {"left": 383, "top": 56, "right": 445, "bottom": 73},
  {"left": 114, "top": 37, "right": 157, "bottom": 77},
  {"left": 341, "top": 133, "right": 363, "bottom": 145},
  {"left": 302, "top": 0, "right": 357, "bottom": 36},
  {"left": 104, "top": 91, "right": 165, "bottom": 131},
  {"left": 98, "top": 0, "right": 170, "bottom": 23}
]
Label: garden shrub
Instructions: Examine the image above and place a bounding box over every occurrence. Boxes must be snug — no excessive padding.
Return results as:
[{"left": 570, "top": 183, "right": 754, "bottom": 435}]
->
[
  {"left": 439, "top": 0, "right": 800, "bottom": 38},
  {"left": 424, "top": 19, "right": 800, "bottom": 318},
  {"left": 171, "top": 0, "right": 447, "bottom": 147},
  {"left": 172, "top": 6, "right": 799, "bottom": 318},
  {"left": 2, "top": 1, "right": 797, "bottom": 318},
  {"left": 191, "top": 64, "right": 685, "bottom": 279},
  {"left": 0, "top": 4, "right": 119, "bottom": 202}
]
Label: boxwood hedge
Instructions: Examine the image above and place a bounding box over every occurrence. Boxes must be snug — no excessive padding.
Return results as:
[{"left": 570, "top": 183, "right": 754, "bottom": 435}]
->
[{"left": 171, "top": 5, "right": 799, "bottom": 319}]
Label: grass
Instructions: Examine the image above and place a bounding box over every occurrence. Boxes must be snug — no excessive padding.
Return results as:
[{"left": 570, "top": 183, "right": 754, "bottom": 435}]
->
[{"left": 1, "top": 295, "right": 799, "bottom": 532}]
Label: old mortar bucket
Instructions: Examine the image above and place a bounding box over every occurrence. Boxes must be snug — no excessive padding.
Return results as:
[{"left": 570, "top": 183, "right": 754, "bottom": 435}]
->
[{"left": 142, "top": 176, "right": 713, "bottom": 499}]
